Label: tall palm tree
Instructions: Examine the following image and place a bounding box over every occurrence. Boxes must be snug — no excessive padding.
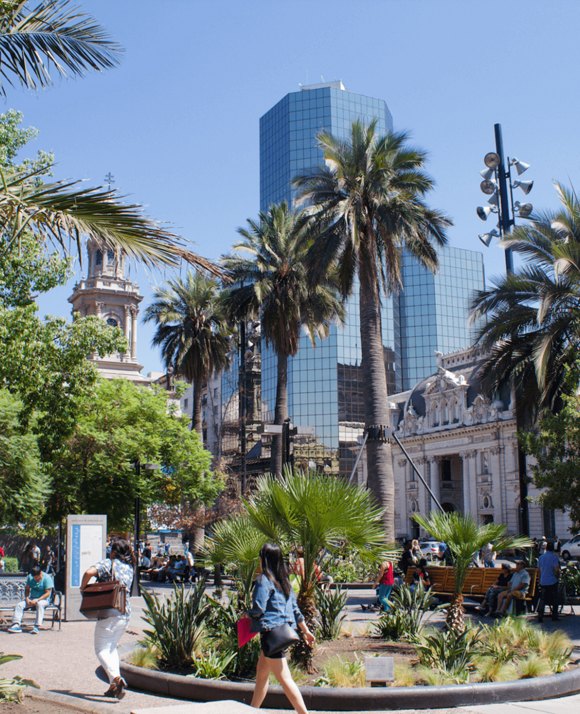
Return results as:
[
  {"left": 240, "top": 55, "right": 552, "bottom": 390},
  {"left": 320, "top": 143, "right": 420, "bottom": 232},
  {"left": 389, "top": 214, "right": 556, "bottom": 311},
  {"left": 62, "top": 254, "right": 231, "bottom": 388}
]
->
[
  {"left": 294, "top": 121, "right": 451, "bottom": 539},
  {"left": 221, "top": 202, "right": 345, "bottom": 475},
  {"left": 413, "top": 512, "right": 531, "bottom": 633},
  {"left": 470, "top": 182, "right": 580, "bottom": 415},
  {"left": 143, "top": 271, "right": 232, "bottom": 434},
  {"left": 0, "top": 0, "right": 121, "bottom": 95},
  {"left": 207, "top": 466, "right": 387, "bottom": 671}
]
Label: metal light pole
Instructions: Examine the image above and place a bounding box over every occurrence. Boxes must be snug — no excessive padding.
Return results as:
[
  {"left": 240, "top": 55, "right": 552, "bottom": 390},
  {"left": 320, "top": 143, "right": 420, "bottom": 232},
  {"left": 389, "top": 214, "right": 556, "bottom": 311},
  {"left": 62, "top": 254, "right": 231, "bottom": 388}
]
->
[
  {"left": 132, "top": 460, "right": 141, "bottom": 596},
  {"left": 476, "top": 124, "right": 534, "bottom": 536}
]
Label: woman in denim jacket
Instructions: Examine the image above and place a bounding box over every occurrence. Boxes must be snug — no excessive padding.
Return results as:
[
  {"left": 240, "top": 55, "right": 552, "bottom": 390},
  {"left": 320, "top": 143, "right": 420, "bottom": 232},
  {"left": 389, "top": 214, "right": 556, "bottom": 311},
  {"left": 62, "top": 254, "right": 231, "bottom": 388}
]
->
[{"left": 249, "top": 543, "right": 315, "bottom": 713}]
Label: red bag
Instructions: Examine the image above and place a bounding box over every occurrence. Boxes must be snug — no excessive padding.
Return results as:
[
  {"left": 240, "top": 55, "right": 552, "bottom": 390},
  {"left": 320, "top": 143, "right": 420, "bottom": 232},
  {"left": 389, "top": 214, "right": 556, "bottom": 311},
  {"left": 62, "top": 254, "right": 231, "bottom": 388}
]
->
[{"left": 237, "top": 615, "right": 257, "bottom": 648}]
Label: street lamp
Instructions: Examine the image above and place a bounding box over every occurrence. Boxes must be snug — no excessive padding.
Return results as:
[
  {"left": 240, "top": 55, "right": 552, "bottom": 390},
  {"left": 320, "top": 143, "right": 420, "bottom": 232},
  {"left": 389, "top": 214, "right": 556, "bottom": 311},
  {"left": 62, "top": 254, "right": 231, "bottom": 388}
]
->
[
  {"left": 131, "top": 460, "right": 159, "bottom": 596},
  {"left": 476, "top": 123, "right": 534, "bottom": 274},
  {"left": 476, "top": 123, "right": 535, "bottom": 536}
]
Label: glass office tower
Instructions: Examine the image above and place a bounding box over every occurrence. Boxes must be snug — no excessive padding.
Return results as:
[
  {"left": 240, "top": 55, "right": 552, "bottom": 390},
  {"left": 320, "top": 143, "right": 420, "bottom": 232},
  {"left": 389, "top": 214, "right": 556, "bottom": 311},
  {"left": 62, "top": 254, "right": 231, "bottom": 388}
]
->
[{"left": 260, "top": 83, "right": 396, "bottom": 477}]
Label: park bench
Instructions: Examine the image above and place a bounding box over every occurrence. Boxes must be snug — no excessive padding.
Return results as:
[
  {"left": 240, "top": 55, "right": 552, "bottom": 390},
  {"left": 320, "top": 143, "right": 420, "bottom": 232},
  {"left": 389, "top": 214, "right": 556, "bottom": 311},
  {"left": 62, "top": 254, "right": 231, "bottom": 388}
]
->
[
  {"left": 0, "top": 575, "right": 63, "bottom": 630},
  {"left": 404, "top": 565, "right": 538, "bottom": 610}
]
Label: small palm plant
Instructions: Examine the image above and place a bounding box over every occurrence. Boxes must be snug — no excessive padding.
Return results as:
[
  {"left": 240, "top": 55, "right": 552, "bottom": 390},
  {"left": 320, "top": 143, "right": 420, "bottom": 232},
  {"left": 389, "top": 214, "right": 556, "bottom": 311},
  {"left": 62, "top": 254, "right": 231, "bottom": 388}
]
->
[
  {"left": 413, "top": 511, "right": 531, "bottom": 632},
  {"left": 0, "top": 653, "right": 37, "bottom": 702}
]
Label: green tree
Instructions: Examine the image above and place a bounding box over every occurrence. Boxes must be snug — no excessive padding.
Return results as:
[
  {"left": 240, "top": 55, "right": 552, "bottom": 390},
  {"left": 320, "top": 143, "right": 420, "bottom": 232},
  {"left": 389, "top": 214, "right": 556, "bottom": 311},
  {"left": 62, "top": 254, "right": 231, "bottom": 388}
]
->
[
  {"left": 48, "top": 379, "right": 224, "bottom": 529},
  {"left": 0, "top": 388, "right": 49, "bottom": 526},
  {"left": 143, "top": 271, "right": 232, "bottom": 434},
  {"left": 520, "top": 365, "right": 580, "bottom": 532},
  {"left": 294, "top": 121, "right": 451, "bottom": 539},
  {"left": 221, "top": 202, "right": 345, "bottom": 474},
  {"left": 470, "top": 182, "right": 580, "bottom": 415},
  {"left": 209, "top": 467, "right": 387, "bottom": 670},
  {"left": 413, "top": 512, "right": 531, "bottom": 633}
]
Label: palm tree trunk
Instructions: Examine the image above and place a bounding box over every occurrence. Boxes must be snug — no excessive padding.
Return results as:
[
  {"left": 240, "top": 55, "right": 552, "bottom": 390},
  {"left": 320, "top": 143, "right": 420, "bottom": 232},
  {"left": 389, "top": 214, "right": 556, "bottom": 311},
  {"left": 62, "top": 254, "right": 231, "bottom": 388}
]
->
[
  {"left": 192, "top": 380, "right": 203, "bottom": 435},
  {"left": 359, "top": 260, "right": 395, "bottom": 541},
  {"left": 446, "top": 592, "right": 465, "bottom": 633},
  {"left": 271, "top": 351, "right": 289, "bottom": 476},
  {"left": 293, "top": 585, "right": 317, "bottom": 673}
]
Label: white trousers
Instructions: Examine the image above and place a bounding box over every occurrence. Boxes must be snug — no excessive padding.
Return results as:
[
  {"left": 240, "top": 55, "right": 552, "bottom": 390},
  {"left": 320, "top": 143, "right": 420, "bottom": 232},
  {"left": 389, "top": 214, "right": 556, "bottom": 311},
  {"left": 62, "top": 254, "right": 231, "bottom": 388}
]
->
[
  {"left": 13, "top": 599, "right": 49, "bottom": 627},
  {"left": 94, "top": 615, "right": 130, "bottom": 683}
]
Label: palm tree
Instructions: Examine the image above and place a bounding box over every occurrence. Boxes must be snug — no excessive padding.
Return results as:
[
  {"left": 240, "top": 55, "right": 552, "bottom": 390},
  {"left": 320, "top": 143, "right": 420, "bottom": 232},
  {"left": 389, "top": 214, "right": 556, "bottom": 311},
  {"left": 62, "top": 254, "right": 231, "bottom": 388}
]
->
[
  {"left": 413, "top": 511, "right": 531, "bottom": 633},
  {"left": 0, "top": 0, "right": 121, "bottom": 95},
  {"left": 143, "top": 271, "right": 232, "bottom": 434},
  {"left": 470, "top": 182, "right": 580, "bottom": 415},
  {"left": 221, "top": 202, "right": 345, "bottom": 475},
  {"left": 294, "top": 121, "right": 452, "bottom": 539},
  {"left": 207, "top": 466, "right": 387, "bottom": 671},
  {"left": 0, "top": 2, "right": 222, "bottom": 275}
]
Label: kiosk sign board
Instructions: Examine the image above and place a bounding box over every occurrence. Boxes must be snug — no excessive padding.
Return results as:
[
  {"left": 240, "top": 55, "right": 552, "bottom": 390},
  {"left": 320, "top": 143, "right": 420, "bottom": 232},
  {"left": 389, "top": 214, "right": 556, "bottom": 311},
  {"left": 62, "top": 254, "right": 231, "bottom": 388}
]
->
[{"left": 65, "top": 514, "right": 107, "bottom": 621}]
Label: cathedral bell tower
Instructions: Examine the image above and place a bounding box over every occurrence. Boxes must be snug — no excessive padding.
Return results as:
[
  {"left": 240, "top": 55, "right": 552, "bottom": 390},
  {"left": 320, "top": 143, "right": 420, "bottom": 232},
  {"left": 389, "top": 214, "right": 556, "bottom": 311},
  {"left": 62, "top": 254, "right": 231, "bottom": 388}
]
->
[{"left": 68, "top": 239, "right": 147, "bottom": 382}]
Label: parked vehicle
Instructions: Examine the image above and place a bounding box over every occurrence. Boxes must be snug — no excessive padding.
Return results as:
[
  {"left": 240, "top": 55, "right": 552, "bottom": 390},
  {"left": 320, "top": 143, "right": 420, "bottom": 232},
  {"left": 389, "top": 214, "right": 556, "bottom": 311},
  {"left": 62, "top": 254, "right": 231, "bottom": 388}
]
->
[
  {"left": 419, "top": 540, "right": 446, "bottom": 561},
  {"left": 560, "top": 535, "right": 580, "bottom": 562}
]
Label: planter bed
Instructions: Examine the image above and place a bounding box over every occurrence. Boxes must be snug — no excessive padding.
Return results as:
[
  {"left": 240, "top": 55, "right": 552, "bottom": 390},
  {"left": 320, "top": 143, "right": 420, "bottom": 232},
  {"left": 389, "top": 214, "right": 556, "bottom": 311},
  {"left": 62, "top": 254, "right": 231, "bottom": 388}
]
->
[{"left": 121, "top": 660, "right": 580, "bottom": 711}]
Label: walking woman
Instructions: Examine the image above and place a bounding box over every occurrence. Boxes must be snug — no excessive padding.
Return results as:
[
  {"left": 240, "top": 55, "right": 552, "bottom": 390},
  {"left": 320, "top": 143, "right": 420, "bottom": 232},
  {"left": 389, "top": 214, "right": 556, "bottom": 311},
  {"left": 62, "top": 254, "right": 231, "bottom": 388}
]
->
[
  {"left": 80, "top": 536, "right": 134, "bottom": 700},
  {"left": 249, "top": 543, "right": 315, "bottom": 713}
]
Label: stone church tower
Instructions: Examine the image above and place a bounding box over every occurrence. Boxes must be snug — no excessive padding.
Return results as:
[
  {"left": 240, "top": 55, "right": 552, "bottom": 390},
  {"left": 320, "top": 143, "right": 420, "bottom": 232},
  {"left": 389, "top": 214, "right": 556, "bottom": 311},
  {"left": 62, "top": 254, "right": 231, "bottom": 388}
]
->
[{"left": 68, "top": 239, "right": 148, "bottom": 382}]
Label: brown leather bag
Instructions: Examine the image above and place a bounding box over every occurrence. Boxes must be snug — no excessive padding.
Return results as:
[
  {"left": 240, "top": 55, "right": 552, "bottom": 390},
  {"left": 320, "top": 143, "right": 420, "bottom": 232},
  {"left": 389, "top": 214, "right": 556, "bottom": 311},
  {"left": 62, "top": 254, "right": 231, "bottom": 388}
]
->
[{"left": 80, "top": 563, "right": 127, "bottom": 619}]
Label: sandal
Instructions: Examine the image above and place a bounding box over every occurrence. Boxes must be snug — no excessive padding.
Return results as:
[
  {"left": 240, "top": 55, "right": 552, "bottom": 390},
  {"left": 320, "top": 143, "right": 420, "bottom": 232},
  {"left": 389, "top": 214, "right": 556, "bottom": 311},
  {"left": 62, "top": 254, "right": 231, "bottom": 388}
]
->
[{"left": 104, "top": 676, "right": 127, "bottom": 700}]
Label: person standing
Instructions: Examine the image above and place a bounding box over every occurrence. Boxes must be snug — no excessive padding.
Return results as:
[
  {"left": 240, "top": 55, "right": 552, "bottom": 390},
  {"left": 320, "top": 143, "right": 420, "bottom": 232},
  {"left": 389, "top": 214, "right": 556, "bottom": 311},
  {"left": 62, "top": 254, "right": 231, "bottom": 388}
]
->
[
  {"left": 481, "top": 542, "right": 496, "bottom": 568},
  {"left": 80, "top": 537, "right": 134, "bottom": 700},
  {"left": 374, "top": 559, "right": 395, "bottom": 611},
  {"left": 537, "top": 541, "right": 560, "bottom": 623},
  {"left": 249, "top": 543, "right": 315, "bottom": 714},
  {"left": 8, "top": 565, "right": 53, "bottom": 634}
]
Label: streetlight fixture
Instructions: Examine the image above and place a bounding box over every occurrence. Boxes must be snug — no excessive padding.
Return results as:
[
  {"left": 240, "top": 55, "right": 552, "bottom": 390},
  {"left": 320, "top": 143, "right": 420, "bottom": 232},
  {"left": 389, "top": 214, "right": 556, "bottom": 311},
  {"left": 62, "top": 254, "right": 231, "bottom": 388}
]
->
[
  {"left": 131, "top": 460, "right": 159, "bottom": 596},
  {"left": 476, "top": 123, "right": 534, "bottom": 274},
  {"left": 476, "top": 123, "right": 535, "bottom": 536}
]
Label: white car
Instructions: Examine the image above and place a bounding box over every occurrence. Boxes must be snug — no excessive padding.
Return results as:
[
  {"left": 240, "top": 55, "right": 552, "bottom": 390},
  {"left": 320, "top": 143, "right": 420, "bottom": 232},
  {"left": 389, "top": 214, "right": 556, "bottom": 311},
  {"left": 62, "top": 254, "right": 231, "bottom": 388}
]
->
[{"left": 560, "top": 535, "right": 580, "bottom": 561}]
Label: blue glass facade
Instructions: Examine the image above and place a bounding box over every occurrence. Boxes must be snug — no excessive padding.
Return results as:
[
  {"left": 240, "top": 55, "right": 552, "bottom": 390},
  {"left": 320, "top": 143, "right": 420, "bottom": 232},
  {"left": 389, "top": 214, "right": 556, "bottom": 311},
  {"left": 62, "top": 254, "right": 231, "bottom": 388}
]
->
[
  {"left": 260, "top": 84, "right": 396, "bottom": 471},
  {"left": 397, "top": 248, "right": 485, "bottom": 390}
]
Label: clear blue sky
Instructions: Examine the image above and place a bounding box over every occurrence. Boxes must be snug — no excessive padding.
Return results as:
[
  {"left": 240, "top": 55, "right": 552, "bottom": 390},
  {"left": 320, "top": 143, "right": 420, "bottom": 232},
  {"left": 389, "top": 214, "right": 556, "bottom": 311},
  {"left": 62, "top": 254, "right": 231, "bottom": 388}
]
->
[{"left": 9, "top": 0, "right": 580, "bottom": 374}]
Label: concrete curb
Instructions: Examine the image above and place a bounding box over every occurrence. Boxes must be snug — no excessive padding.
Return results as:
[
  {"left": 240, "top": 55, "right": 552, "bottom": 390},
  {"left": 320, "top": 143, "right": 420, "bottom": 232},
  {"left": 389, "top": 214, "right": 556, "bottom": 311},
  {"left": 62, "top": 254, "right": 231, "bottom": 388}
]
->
[{"left": 120, "top": 661, "right": 580, "bottom": 711}]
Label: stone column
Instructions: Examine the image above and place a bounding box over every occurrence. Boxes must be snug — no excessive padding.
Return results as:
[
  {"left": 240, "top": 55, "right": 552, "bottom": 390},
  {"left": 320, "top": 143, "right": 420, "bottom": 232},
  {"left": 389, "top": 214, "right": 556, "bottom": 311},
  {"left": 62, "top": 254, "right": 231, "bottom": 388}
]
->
[
  {"left": 124, "top": 305, "right": 131, "bottom": 341},
  {"left": 490, "top": 445, "right": 503, "bottom": 524},
  {"left": 429, "top": 457, "right": 441, "bottom": 513},
  {"left": 130, "top": 306, "right": 137, "bottom": 359},
  {"left": 96, "top": 302, "right": 104, "bottom": 318},
  {"left": 461, "top": 451, "right": 477, "bottom": 517}
]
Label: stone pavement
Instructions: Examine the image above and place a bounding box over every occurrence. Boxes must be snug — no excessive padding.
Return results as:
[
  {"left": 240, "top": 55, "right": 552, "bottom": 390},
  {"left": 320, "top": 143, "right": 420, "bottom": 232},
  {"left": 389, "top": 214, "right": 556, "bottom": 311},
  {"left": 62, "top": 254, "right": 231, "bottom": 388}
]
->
[{"left": 1, "top": 583, "right": 578, "bottom": 714}]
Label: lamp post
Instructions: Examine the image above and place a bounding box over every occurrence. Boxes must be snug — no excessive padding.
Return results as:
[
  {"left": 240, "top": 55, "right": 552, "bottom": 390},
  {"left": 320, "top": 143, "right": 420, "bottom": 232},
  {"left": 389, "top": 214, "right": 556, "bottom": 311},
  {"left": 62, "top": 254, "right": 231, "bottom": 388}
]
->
[
  {"left": 131, "top": 461, "right": 159, "bottom": 596},
  {"left": 476, "top": 123, "right": 534, "bottom": 536}
]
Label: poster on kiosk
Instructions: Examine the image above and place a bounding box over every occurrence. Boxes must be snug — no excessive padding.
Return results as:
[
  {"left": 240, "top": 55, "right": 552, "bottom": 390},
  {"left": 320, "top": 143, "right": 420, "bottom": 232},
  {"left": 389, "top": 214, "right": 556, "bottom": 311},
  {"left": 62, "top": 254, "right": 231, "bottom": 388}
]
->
[{"left": 66, "top": 514, "right": 107, "bottom": 621}]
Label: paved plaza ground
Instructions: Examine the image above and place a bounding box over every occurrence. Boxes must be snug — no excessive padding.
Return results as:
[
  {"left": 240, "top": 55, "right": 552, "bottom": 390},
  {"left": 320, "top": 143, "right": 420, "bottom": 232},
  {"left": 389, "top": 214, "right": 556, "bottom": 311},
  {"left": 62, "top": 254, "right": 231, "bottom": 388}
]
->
[{"left": 1, "top": 583, "right": 579, "bottom": 714}]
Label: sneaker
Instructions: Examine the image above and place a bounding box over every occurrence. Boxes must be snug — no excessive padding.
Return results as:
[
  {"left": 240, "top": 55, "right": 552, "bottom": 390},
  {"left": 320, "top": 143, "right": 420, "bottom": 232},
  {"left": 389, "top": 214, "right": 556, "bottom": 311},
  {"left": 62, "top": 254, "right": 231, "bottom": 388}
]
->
[
  {"left": 31, "top": 626, "right": 39, "bottom": 635},
  {"left": 8, "top": 624, "right": 22, "bottom": 633}
]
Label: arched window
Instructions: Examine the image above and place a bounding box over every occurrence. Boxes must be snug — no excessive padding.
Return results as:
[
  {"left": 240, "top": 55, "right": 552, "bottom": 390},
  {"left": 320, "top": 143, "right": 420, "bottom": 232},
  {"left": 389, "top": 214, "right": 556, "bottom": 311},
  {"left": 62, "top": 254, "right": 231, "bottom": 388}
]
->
[
  {"left": 107, "top": 249, "right": 115, "bottom": 262},
  {"left": 95, "top": 250, "right": 103, "bottom": 266},
  {"left": 106, "top": 316, "right": 118, "bottom": 328}
]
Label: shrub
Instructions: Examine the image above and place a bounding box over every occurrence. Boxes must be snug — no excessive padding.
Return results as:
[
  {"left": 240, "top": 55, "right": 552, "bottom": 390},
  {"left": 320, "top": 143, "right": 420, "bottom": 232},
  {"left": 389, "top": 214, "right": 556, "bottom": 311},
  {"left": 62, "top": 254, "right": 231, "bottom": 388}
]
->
[
  {"left": 393, "top": 662, "right": 417, "bottom": 687},
  {"left": 2, "top": 557, "right": 18, "bottom": 573},
  {"left": 314, "top": 655, "right": 365, "bottom": 688},
  {"left": 141, "top": 581, "right": 208, "bottom": 669},
  {"left": 473, "top": 656, "right": 518, "bottom": 683},
  {"left": 372, "top": 583, "right": 436, "bottom": 642},
  {"left": 562, "top": 562, "right": 580, "bottom": 597},
  {"left": 128, "top": 645, "right": 159, "bottom": 670},
  {"left": 517, "top": 654, "right": 553, "bottom": 679},
  {"left": 192, "top": 650, "right": 237, "bottom": 680},
  {"left": 316, "top": 585, "right": 347, "bottom": 640},
  {"left": 415, "top": 627, "right": 480, "bottom": 682},
  {"left": 0, "top": 653, "right": 37, "bottom": 702}
]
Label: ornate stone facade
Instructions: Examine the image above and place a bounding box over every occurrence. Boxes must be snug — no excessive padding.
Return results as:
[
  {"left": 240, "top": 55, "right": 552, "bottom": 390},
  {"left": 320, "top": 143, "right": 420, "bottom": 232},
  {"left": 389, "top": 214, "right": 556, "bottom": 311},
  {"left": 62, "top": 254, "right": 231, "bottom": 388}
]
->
[
  {"left": 68, "top": 239, "right": 148, "bottom": 383},
  {"left": 391, "top": 347, "right": 572, "bottom": 540}
]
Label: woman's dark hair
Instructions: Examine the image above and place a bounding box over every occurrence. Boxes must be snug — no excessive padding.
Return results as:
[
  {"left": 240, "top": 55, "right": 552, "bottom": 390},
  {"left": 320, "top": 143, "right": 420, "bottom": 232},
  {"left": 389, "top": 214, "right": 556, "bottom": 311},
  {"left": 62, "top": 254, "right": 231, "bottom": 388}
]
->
[
  {"left": 260, "top": 542, "right": 291, "bottom": 598},
  {"left": 109, "top": 537, "right": 135, "bottom": 566}
]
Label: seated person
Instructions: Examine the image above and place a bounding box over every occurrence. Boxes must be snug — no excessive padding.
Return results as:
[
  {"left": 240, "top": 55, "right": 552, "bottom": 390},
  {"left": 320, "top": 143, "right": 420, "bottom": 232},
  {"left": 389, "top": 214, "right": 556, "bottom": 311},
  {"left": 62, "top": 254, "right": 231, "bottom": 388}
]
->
[
  {"left": 477, "top": 563, "right": 512, "bottom": 615},
  {"left": 167, "top": 555, "right": 186, "bottom": 582},
  {"left": 8, "top": 565, "right": 53, "bottom": 634},
  {"left": 410, "top": 558, "right": 431, "bottom": 592},
  {"left": 147, "top": 555, "right": 169, "bottom": 581},
  {"left": 495, "top": 560, "right": 530, "bottom": 616}
]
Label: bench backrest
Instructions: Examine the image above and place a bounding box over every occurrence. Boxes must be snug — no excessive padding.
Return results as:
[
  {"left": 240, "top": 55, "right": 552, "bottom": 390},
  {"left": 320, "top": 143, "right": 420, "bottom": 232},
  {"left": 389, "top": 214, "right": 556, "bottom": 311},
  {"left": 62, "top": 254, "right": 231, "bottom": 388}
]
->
[
  {"left": 404, "top": 565, "right": 539, "bottom": 598},
  {"left": 0, "top": 577, "right": 26, "bottom": 603}
]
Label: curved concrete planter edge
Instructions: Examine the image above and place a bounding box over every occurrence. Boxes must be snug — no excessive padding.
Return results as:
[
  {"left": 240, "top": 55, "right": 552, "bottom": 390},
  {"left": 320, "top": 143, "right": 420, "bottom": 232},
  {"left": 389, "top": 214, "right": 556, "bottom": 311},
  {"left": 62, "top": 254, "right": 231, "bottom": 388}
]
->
[{"left": 121, "top": 660, "right": 580, "bottom": 711}]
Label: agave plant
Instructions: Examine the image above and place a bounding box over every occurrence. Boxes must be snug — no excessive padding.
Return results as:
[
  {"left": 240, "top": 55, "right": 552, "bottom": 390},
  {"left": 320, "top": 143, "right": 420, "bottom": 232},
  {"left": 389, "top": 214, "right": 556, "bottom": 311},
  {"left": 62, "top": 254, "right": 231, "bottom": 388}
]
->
[{"left": 141, "top": 581, "right": 209, "bottom": 669}]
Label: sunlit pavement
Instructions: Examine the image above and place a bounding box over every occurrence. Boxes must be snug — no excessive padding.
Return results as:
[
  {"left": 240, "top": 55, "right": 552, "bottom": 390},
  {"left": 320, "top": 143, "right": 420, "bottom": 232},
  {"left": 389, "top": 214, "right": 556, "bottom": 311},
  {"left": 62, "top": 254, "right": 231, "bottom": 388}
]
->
[{"left": 1, "top": 581, "right": 578, "bottom": 713}]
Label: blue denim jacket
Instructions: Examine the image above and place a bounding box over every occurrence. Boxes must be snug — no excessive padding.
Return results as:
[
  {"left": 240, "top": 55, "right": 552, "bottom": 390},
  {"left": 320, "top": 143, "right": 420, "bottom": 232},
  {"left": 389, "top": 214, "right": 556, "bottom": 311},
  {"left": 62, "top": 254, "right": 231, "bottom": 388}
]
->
[{"left": 248, "top": 574, "right": 304, "bottom": 633}]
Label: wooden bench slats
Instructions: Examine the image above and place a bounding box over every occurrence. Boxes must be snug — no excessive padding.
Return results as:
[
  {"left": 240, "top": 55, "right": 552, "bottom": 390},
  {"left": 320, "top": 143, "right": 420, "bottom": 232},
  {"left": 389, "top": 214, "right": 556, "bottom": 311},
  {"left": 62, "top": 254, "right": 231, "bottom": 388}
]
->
[{"left": 404, "top": 565, "right": 538, "bottom": 600}]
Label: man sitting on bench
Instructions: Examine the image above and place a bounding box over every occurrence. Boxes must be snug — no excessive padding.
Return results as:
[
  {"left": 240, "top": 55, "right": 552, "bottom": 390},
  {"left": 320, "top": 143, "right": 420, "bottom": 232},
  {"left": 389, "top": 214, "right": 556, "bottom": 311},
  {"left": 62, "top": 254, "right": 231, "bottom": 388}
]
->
[
  {"left": 494, "top": 560, "right": 530, "bottom": 617},
  {"left": 8, "top": 565, "right": 53, "bottom": 634}
]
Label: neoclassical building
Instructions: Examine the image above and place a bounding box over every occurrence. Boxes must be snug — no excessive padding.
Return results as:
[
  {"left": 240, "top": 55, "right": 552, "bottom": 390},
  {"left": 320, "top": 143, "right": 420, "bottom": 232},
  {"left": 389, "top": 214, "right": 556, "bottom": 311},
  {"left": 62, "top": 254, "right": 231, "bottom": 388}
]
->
[
  {"left": 68, "top": 239, "right": 149, "bottom": 383},
  {"left": 390, "top": 347, "right": 572, "bottom": 540}
]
